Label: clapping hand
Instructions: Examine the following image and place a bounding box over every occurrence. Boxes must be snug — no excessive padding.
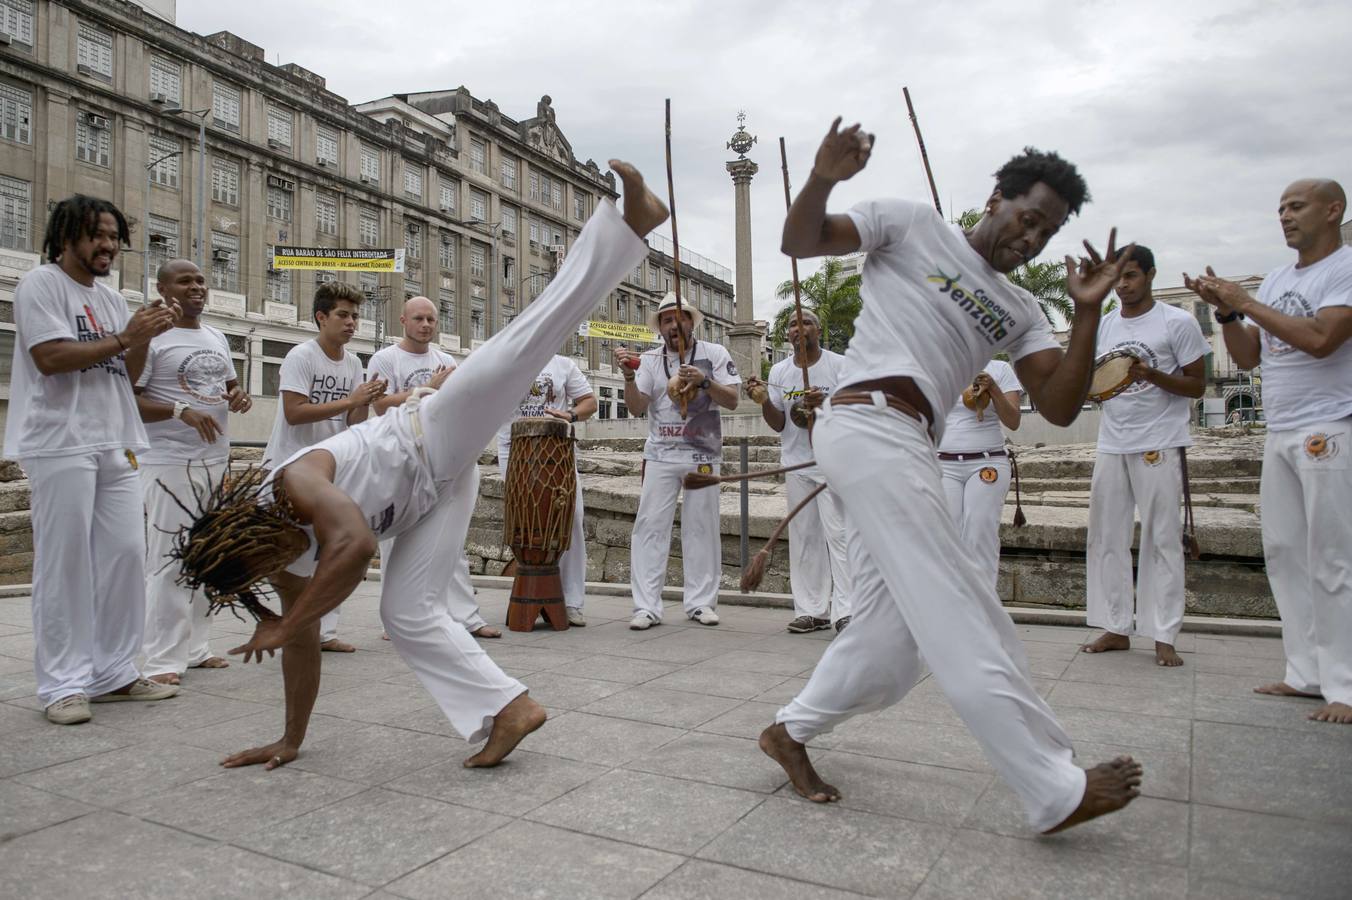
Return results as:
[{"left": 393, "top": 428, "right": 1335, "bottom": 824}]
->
[
  {"left": 812, "top": 117, "right": 874, "bottom": 184},
  {"left": 1066, "top": 229, "right": 1136, "bottom": 310}
]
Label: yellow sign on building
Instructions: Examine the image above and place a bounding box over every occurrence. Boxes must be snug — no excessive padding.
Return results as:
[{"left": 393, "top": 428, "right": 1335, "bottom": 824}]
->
[
  {"left": 272, "top": 247, "right": 406, "bottom": 273},
  {"left": 577, "top": 321, "right": 658, "bottom": 343}
]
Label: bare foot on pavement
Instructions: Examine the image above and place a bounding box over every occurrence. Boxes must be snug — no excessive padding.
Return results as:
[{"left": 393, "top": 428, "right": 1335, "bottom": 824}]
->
[
  {"left": 760, "top": 722, "right": 840, "bottom": 803},
  {"left": 1043, "top": 755, "right": 1142, "bottom": 834},
  {"left": 464, "top": 694, "right": 547, "bottom": 768},
  {"left": 1082, "top": 632, "right": 1131, "bottom": 654}
]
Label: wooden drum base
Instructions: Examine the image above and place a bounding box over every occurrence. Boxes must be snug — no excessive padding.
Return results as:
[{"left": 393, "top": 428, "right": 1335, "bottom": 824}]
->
[{"left": 506, "top": 564, "right": 569, "bottom": 632}]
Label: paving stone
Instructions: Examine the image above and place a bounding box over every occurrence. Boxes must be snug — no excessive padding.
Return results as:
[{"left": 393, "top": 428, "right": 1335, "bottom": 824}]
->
[
  {"left": 694, "top": 700, "right": 784, "bottom": 741},
  {"left": 527, "top": 768, "right": 764, "bottom": 855},
  {"left": 519, "top": 671, "right": 629, "bottom": 709},
  {"left": 1072, "top": 739, "right": 1191, "bottom": 801},
  {"left": 610, "top": 629, "right": 748, "bottom": 664},
  {"left": 646, "top": 665, "right": 790, "bottom": 700},
  {"left": 704, "top": 795, "right": 952, "bottom": 897},
  {"left": 543, "top": 652, "right": 684, "bottom": 684},
  {"left": 750, "top": 675, "right": 811, "bottom": 704},
  {"left": 522, "top": 710, "right": 684, "bottom": 766},
  {"left": 1190, "top": 804, "right": 1352, "bottom": 900},
  {"left": 0, "top": 721, "right": 137, "bottom": 778},
  {"left": 1192, "top": 720, "right": 1352, "bottom": 824},
  {"left": 1048, "top": 678, "right": 1193, "bottom": 719},
  {"left": 1192, "top": 672, "right": 1327, "bottom": 731},
  {"left": 625, "top": 731, "right": 788, "bottom": 793},
  {"left": 70, "top": 688, "right": 268, "bottom": 738},
  {"left": 811, "top": 750, "right": 993, "bottom": 826},
  {"left": 0, "top": 630, "right": 35, "bottom": 659},
  {"left": 0, "top": 668, "right": 37, "bottom": 700},
  {"left": 828, "top": 716, "right": 995, "bottom": 774},
  {"left": 175, "top": 709, "right": 358, "bottom": 755},
  {"left": 186, "top": 668, "right": 368, "bottom": 705},
  {"left": 1048, "top": 704, "right": 1193, "bottom": 752},
  {"left": 288, "top": 722, "right": 469, "bottom": 785},
  {"left": 0, "top": 781, "right": 94, "bottom": 841},
  {"left": 1060, "top": 649, "right": 1198, "bottom": 689},
  {"left": 234, "top": 787, "right": 510, "bottom": 885},
  {"left": 580, "top": 685, "right": 741, "bottom": 729},
  {"left": 696, "top": 648, "right": 818, "bottom": 676},
  {"left": 1192, "top": 635, "right": 1286, "bottom": 659},
  {"left": 477, "top": 644, "right": 591, "bottom": 674},
  {"left": 13, "top": 741, "right": 224, "bottom": 807},
  {"left": 387, "top": 819, "right": 682, "bottom": 900},
  {"left": 643, "top": 860, "right": 868, "bottom": 899},
  {"left": 384, "top": 748, "right": 609, "bottom": 817},
  {"left": 1189, "top": 652, "right": 1286, "bottom": 678},
  {"left": 0, "top": 696, "right": 49, "bottom": 734},
  {"left": 310, "top": 680, "right": 452, "bottom": 726}
]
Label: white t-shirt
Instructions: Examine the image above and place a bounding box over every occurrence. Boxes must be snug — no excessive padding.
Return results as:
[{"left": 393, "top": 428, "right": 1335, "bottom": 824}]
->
[
  {"left": 1256, "top": 245, "right": 1352, "bottom": 431},
  {"left": 841, "top": 199, "right": 1060, "bottom": 444},
  {"left": 634, "top": 340, "right": 741, "bottom": 465},
  {"left": 1095, "top": 303, "right": 1211, "bottom": 454},
  {"left": 136, "top": 324, "right": 235, "bottom": 464},
  {"left": 3, "top": 264, "right": 147, "bottom": 459},
  {"left": 366, "top": 343, "right": 457, "bottom": 393},
  {"left": 937, "top": 359, "right": 1022, "bottom": 453},
  {"left": 768, "top": 349, "right": 846, "bottom": 469},
  {"left": 263, "top": 339, "right": 364, "bottom": 466},
  {"left": 497, "top": 355, "right": 592, "bottom": 459}
]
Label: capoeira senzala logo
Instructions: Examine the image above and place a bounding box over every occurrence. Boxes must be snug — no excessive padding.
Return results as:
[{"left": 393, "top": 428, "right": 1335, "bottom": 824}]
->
[
  {"left": 1303, "top": 432, "right": 1339, "bottom": 461},
  {"left": 927, "top": 269, "right": 1018, "bottom": 345},
  {"left": 1142, "top": 450, "right": 1164, "bottom": 466},
  {"left": 176, "top": 348, "right": 233, "bottom": 405},
  {"left": 979, "top": 466, "right": 999, "bottom": 484},
  {"left": 1264, "top": 289, "right": 1315, "bottom": 357},
  {"left": 1108, "top": 339, "right": 1159, "bottom": 397}
]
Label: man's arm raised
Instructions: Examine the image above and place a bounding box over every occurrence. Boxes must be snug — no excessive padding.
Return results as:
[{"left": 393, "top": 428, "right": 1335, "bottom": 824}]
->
[{"left": 781, "top": 118, "right": 871, "bottom": 259}]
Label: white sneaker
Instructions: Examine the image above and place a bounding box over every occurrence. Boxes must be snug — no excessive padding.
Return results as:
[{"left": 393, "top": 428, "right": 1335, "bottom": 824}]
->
[
  {"left": 629, "top": 611, "right": 658, "bottom": 630},
  {"left": 690, "top": 607, "right": 720, "bottom": 626},
  {"left": 45, "top": 694, "right": 91, "bottom": 725},
  {"left": 567, "top": 608, "right": 587, "bottom": 627},
  {"left": 91, "top": 678, "right": 179, "bottom": 703}
]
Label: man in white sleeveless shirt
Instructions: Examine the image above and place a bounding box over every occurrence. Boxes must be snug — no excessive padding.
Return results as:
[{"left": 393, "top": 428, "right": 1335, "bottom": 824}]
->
[{"left": 1186, "top": 179, "right": 1352, "bottom": 724}]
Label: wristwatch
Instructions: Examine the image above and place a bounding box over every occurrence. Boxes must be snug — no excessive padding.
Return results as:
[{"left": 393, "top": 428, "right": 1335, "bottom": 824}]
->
[
  {"left": 172, "top": 401, "right": 189, "bottom": 420},
  {"left": 699, "top": 377, "right": 711, "bottom": 390},
  {"left": 1215, "top": 309, "right": 1244, "bottom": 324},
  {"left": 568, "top": 411, "right": 578, "bottom": 423}
]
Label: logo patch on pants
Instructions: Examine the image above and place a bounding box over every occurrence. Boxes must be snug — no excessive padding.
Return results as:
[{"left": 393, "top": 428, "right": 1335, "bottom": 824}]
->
[
  {"left": 979, "top": 466, "right": 998, "bottom": 484},
  {"left": 1142, "top": 450, "right": 1163, "bottom": 466},
  {"left": 1304, "top": 432, "right": 1338, "bottom": 461},
  {"left": 124, "top": 449, "right": 139, "bottom": 470},
  {"left": 697, "top": 464, "right": 713, "bottom": 475}
]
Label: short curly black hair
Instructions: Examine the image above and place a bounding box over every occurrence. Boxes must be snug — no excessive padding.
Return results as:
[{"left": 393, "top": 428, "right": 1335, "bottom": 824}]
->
[
  {"left": 993, "top": 148, "right": 1090, "bottom": 217},
  {"left": 1122, "top": 244, "right": 1155, "bottom": 273}
]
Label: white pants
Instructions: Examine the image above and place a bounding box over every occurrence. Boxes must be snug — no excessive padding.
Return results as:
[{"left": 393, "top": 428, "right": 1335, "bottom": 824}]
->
[
  {"left": 380, "top": 464, "right": 487, "bottom": 634},
  {"left": 939, "top": 454, "right": 1011, "bottom": 594},
  {"left": 378, "top": 198, "right": 647, "bottom": 738},
  {"left": 142, "top": 461, "right": 226, "bottom": 675},
  {"left": 1261, "top": 421, "right": 1352, "bottom": 705},
  {"left": 777, "top": 400, "right": 1085, "bottom": 832},
  {"left": 630, "top": 459, "right": 721, "bottom": 619},
  {"left": 27, "top": 449, "right": 146, "bottom": 706},
  {"left": 500, "top": 454, "right": 587, "bottom": 609},
  {"left": 785, "top": 471, "right": 851, "bottom": 622},
  {"left": 1086, "top": 449, "right": 1186, "bottom": 645}
]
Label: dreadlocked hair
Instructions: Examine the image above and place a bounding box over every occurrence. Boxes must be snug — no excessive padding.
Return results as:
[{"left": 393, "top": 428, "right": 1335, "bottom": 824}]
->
[
  {"left": 993, "top": 148, "right": 1091, "bottom": 218},
  {"left": 41, "top": 195, "right": 131, "bottom": 263},
  {"left": 158, "top": 465, "right": 303, "bottom": 622}
]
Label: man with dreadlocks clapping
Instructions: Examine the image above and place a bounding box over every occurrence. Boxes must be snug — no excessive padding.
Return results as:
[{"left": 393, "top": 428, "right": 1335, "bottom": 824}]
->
[
  {"left": 173, "top": 162, "right": 668, "bottom": 770},
  {"left": 3, "top": 195, "right": 179, "bottom": 725}
]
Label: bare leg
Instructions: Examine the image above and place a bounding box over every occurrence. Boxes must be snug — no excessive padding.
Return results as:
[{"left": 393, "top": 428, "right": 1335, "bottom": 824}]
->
[
  {"left": 1155, "top": 642, "right": 1184, "bottom": 667},
  {"left": 1042, "top": 755, "right": 1142, "bottom": 834},
  {"left": 759, "top": 723, "right": 840, "bottom": 803},
  {"left": 463, "top": 693, "right": 547, "bottom": 767},
  {"left": 1254, "top": 682, "right": 1323, "bottom": 698},
  {"left": 1082, "top": 632, "right": 1131, "bottom": 654},
  {"left": 1309, "top": 702, "right": 1352, "bottom": 724}
]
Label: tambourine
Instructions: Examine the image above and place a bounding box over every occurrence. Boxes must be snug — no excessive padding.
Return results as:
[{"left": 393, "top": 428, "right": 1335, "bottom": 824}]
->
[{"left": 1088, "top": 350, "right": 1140, "bottom": 402}]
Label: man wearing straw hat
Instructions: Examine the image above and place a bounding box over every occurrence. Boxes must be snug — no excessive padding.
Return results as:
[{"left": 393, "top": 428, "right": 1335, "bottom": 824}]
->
[{"left": 615, "top": 293, "right": 741, "bottom": 630}]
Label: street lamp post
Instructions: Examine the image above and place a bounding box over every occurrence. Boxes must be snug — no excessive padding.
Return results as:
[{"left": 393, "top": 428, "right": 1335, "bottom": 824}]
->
[
  {"left": 164, "top": 106, "right": 210, "bottom": 268},
  {"left": 143, "top": 147, "right": 183, "bottom": 301}
]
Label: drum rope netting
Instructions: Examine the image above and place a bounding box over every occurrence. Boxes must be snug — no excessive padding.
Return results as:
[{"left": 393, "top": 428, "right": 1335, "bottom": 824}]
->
[{"left": 502, "top": 425, "right": 577, "bottom": 563}]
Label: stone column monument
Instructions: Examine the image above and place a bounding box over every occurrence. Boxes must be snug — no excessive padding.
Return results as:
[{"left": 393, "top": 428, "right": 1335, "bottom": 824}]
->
[{"left": 725, "top": 112, "right": 766, "bottom": 404}]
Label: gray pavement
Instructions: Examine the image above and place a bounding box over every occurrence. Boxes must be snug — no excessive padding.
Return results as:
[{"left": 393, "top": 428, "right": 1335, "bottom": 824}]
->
[{"left": 1, "top": 585, "right": 1349, "bottom": 899}]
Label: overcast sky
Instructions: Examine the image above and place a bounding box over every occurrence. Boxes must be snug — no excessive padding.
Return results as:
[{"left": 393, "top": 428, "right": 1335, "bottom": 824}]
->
[{"left": 180, "top": 0, "right": 1352, "bottom": 323}]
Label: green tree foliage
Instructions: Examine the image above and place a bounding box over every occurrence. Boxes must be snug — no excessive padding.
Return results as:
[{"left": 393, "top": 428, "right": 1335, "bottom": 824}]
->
[{"left": 770, "top": 257, "right": 862, "bottom": 353}]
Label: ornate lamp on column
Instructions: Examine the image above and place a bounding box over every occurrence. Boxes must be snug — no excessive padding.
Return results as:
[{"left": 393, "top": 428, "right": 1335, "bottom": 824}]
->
[{"left": 726, "top": 112, "right": 766, "bottom": 404}]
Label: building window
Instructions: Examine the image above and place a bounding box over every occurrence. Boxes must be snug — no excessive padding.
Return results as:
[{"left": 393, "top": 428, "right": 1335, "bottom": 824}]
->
[
  {"left": 403, "top": 165, "right": 423, "bottom": 200},
  {"left": 404, "top": 222, "right": 421, "bottom": 259},
  {"left": 0, "top": 1, "right": 35, "bottom": 47},
  {"left": 500, "top": 205, "right": 517, "bottom": 238},
  {"left": 212, "top": 81, "right": 241, "bottom": 132},
  {"left": 146, "top": 215, "right": 177, "bottom": 276},
  {"left": 266, "top": 185, "right": 292, "bottom": 222},
  {"left": 266, "top": 104, "right": 293, "bottom": 148},
  {"left": 148, "top": 135, "right": 179, "bottom": 189},
  {"left": 529, "top": 171, "right": 541, "bottom": 203},
  {"left": 315, "top": 126, "right": 339, "bottom": 166},
  {"left": 148, "top": 55, "right": 181, "bottom": 104},
  {"left": 573, "top": 194, "right": 586, "bottom": 221},
  {"left": 470, "top": 189, "right": 487, "bottom": 223},
  {"left": 359, "top": 145, "right": 380, "bottom": 185},
  {"left": 75, "top": 114, "right": 110, "bottom": 167},
  {"left": 0, "top": 175, "right": 31, "bottom": 250},
  {"left": 438, "top": 233, "right": 455, "bottom": 270},
  {"left": 265, "top": 253, "right": 292, "bottom": 303},
  {"left": 76, "top": 22, "right": 113, "bottom": 80},
  {"left": 210, "top": 231, "right": 239, "bottom": 292},
  {"left": 499, "top": 154, "right": 517, "bottom": 190},
  {"left": 358, "top": 272, "right": 378, "bottom": 301},
  {"left": 527, "top": 265, "right": 543, "bottom": 299},
  {"left": 315, "top": 193, "right": 338, "bottom": 235},
  {"left": 629, "top": 263, "right": 642, "bottom": 285},
  {"left": 401, "top": 277, "right": 421, "bottom": 300},
  {"left": 470, "top": 245, "right": 487, "bottom": 279},
  {"left": 439, "top": 179, "right": 457, "bottom": 214},
  {"left": 647, "top": 266, "right": 658, "bottom": 291},
  {"left": 551, "top": 182, "right": 563, "bottom": 211},
  {"left": 617, "top": 296, "right": 629, "bottom": 323},
  {"left": 359, "top": 210, "right": 379, "bottom": 247},
  {"left": 469, "top": 136, "right": 486, "bottom": 174},
  {"left": 470, "top": 300, "right": 485, "bottom": 341},
  {"left": 211, "top": 156, "right": 240, "bottom": 206},
  {"left": 0, "top": 82, "right": 32, "bottom": 145},
  {"left": 438, "top": 289, "right": 455, "bottom": 333}
]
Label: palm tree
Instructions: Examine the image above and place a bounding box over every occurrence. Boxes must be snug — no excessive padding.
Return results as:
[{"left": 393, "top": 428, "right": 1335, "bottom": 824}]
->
[
  {"left": 770, "top": 257, "right": 862, "bottom": 354},
  {"left": 957, "top": 208, "right": 1072, "bottom": 325}
]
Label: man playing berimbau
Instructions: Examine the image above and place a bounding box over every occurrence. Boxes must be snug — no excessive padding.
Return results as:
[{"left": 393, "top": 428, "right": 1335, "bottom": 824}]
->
[
  {"left": 761, "top": 118, "right": 1143, "bottom": 834},
  {"left": 169, "top": 162, "right": 668, "bottom": 769}
]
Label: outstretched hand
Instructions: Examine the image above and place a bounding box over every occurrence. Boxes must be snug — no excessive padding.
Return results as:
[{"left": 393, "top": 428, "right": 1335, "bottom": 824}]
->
[
  {"left": 228, "top": 616, "right": 293, "bottom": 664},
  {"left": 1183, "top": 266, "right": 1248, "bottom": 313},
  {"left": 1066, "top": 229, "right": 1135, "bottom": 310},
  {"left": 812, "top": 117, "right": 874, "bottom": 184}
]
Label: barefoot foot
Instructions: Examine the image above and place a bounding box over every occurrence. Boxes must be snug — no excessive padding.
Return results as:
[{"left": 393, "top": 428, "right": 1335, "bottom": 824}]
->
[
  {"left": 1253, "top": 681, "right": 1322, "bottom": 699},
  {"left": 471, "top": 625, "right": 502, "bottom": 639},
  {"left": 759, "top": 723, "right": 840, "bottom": 803},
  {"left": 1043, "top": 755, "right": 1142, "bottom": 834},
  {"left": 611, "top": 160, "right": 669, "bottom": 237},
  {"left": 1154, "top": 642, "right": 1184, "bottom": 667},
  {"left": 190, "top": 656, "right": 229, "bottom": 669},
  {"left": 464, "top": 694, "right": 547, "bottom": 768},
  {"left": 1081, "top": 632, "right": 1131, "bottom": 654},
  {"left": 1309, "top": 701, "right": 1352, "bottom": 723},
  {"left": 147, "top": 673, "right": 180, "bottom": 686},
  {"left": 320, "top": 639, "right": 356, "bottom": 653}
]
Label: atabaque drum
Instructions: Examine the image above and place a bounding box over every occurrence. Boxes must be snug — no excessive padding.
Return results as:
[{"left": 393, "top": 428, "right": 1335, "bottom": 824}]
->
[{"left": 502, "top": 417, "right": 576, "bottom": 631}]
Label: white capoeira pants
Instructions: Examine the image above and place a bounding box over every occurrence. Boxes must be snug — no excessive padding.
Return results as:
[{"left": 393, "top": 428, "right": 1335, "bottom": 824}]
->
[
  {"left": 142, "top": 460, "right": 226, "bottom": 676},
  {"left": 630, "top": 459, "right": 722, "bottom": 619},
  {"left": 377, "top": 198, "right": 647, "bottom": 739},
  {"left": 785, "top": 470, "right": 851, "bottom": 622},
  {"left": 940, "top": 454, "right": 1011, "bottom": 594},
  {"left": 500, "top": 454, "right": 587, "bottom": 609},
  {"left": 380, "top": 463, "right": 487, "bottom": 634},
  {"left": 1261, "top": 420, "right": 1352, "bottom": 705},
  {"left": 1086, "top": 449, "right": 1186, "bottom": 645},
  {"left": 777, "top": 398, "right": 1085, "bottom": 832},
  {"left": 27, "top": 449, "right": 146, "bottom": 707}
]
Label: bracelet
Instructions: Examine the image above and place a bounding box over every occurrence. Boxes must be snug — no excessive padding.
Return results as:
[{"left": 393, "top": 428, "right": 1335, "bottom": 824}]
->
[
  {"left": 113, "top": 333, "right": 127, "bottom": 351},
  {"left": 1215, "top": 309, "right": 1243, "bottom": 324}
]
